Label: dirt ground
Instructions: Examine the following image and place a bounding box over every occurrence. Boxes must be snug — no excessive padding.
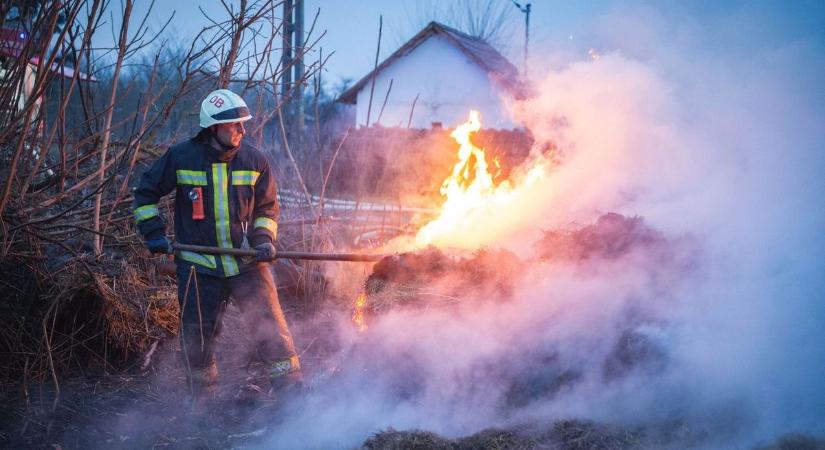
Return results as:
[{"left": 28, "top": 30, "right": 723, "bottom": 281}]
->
[
  {"left": 3, "top": 301, "right": 824, "bottom": 450},
  {"left": 0, "top": 302, "right": 343, "bottom": 449}
]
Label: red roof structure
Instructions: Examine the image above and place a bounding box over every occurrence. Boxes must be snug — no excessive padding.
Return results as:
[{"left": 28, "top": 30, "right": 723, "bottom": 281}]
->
[
  {"left": 0, "top": 26, "right": 96, "bottom": 81},
  {"left": 0, "top": 26, "right": 28, "bottom": 58}
]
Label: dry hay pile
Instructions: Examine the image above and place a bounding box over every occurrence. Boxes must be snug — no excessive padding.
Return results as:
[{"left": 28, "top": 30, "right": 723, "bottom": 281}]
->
[
  {"left": 362, "top": 424, "right": 825, "bottom": 450},
  {"left": 536, "top": 213, "right": 673, "bottom": 263},
  {"left": 755, "top": 434, "right": 825, "bottom": 450},
  {"left": 362, "top": 420, "right": 645, "bottom": 450},
  {"left": 353, "top": 214, "right": 799, "bottom": 450},
  {"left": 52, "top": 256, "right": 179, "bottom": 357},
  {"left": 358, "top": 213, "right": 681, "bottom": 321},
  {"left": 346, "top": 213, "right": 676, "bottom": 415},
  {"left": 0, "top": 248, "right": 178, "bottom": 382},
  {"left": 361, "top": 247, "right": 523, "bottom": 319}
]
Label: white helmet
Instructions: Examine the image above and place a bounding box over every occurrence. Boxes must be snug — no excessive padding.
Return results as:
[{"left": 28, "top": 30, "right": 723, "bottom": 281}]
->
[{"left": 199, "top": 89, "right": 252, "bottom": 128}]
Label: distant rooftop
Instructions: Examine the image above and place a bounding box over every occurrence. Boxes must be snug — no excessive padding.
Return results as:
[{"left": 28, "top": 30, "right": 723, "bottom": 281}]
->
[{"left": 338, "top": 21, "right": 524, "bottom": 104}]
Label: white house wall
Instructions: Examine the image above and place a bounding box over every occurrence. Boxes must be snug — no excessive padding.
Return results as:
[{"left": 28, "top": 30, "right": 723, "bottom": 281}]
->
[{"left": 354, "top": 35, "right": 515, "bottom": 130}]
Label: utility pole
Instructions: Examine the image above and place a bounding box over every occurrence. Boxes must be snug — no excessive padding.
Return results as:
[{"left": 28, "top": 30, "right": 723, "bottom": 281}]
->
[
  {"left": 511, "top": 1, "right": 531, "bottom": 78},
  {"left": 280, "top": 0, "right": 305, "bottom": 146},
  {"left": 281, "top": 0, "right": 293, "bottom": 104},
  {"left": 293, "top": 0, "right": 304, "bottom": 146}
]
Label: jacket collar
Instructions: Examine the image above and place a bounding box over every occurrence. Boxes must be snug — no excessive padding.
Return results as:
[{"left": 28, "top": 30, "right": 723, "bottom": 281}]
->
[
  {"left": 193, "top": 130, "right": 241, "bottom": 162},
  {"left": 205, "top": 141, "right": 240, "bottom": 162}
]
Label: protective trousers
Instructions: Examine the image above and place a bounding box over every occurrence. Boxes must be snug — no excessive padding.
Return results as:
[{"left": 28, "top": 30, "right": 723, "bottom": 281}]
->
[{"left": 177, "top": 264, "right": 301, "bottom": 397}]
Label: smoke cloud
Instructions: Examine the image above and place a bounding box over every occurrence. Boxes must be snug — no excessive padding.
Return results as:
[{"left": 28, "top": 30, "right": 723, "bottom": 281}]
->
[{"left": 263, "top": 3, "right": 825, "bottom": 449}]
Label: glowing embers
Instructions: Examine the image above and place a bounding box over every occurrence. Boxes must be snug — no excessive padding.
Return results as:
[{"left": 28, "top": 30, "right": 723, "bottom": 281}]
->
[
  {"left": 414, "top": 110, "right": 547, "bottom": 249},
  {"left": 352, "top": 291, "right": 368, "bottom": 332}
]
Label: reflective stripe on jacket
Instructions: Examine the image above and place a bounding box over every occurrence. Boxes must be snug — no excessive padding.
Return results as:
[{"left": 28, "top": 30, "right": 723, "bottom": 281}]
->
[{"left": 133, "top": 137, "right": 279, "bottom": 277}]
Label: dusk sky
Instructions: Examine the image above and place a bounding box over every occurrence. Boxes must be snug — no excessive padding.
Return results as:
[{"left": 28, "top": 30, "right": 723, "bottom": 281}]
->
[{"left": 122, "top": 1, "right": 825, "bottom": 88}]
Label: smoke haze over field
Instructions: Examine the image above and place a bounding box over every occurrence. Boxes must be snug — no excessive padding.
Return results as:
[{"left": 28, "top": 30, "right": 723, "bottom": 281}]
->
[{"left": 263, "top": 3, "right": 825, "bottom": 449}]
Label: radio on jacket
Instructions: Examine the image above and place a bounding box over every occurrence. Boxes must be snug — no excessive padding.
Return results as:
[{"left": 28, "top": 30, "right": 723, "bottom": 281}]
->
[{"left": 189, "top": 187, "right": 205, "bottom": 220}]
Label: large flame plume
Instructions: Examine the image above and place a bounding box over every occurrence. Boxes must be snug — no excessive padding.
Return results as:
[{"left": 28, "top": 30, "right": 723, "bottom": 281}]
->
[{"left": 413, "top": 110, "right": 548, "bottom": 250}]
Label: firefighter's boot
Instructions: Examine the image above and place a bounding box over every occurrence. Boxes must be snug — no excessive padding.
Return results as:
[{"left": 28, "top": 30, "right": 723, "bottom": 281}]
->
[
  {"left": 269, "top": 355, "right": 304, "bottom": 392},
  {"left": 188, "top": 355, "right": 218, "bottom": 413}
]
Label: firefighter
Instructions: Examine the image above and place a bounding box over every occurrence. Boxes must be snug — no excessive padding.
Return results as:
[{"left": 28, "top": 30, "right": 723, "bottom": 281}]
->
[{"left": 133, "top": 89, "right": 302, "bottom": 405}]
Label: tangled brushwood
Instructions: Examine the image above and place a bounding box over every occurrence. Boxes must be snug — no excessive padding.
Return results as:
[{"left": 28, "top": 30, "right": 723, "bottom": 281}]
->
[
  {"left": 0, "top": 0, "right": 329, "bottom": 385},
  {"left": 0, "top": 242, "right": 178, "bottom": 382}
]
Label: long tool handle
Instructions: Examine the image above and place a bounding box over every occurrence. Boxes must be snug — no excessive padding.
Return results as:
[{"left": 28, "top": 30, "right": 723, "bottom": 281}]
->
[{"left": 173, "top": 243, "right": 386, "bottom": 262}]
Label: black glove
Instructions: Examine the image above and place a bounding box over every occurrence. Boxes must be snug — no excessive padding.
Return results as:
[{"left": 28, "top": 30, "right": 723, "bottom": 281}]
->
[
  {"left": 255, "top": 242, "right": 276, "bottom": 262},
  {"left": 145, "top": 236, "right": 173, "bottom": 254}
]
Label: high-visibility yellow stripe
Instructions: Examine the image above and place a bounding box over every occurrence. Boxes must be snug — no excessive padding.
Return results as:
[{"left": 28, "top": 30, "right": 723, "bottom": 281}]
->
[
  {"left": 253, "top": 216, "right": 278, "bottom": 238},
  {"left": 134, "top": 204, "right": 159, "bottom": 223},
  {"left": 178, "top": 250, "right": 217, "bottom": 269},
  {"left": 212, "top": 163, "right": 239, "bottom": 276},
  {"left": 231, "top": 170, "right": 261, "bottom": 185},
  {"left": 176, "top": 170, "right": 208, "bottom": 185}
]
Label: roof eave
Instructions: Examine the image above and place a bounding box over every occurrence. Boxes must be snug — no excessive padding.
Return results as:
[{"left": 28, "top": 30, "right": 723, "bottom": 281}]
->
[
  {"left": 337, "top": 22, "right": 442, "bottom": 104},
  {"left": 337, "top": 21, "right": 523, "bottom": 103}
]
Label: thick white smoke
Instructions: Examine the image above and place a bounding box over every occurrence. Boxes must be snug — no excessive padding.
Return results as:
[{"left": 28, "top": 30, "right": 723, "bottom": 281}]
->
[{"left": 263, "top": 3, "right": 825, "bottom": 449}]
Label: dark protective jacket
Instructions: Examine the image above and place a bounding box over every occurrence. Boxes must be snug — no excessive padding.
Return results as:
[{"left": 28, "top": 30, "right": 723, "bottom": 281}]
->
[{"left": 133, "top": 134, "right": 279, "bottom": 277}]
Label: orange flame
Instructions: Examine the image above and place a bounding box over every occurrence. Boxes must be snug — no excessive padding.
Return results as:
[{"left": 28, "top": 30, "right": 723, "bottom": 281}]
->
[
  {"left": 352, "top": 292, "right": 368, "bottom": 331},
  {"left": 414, "top": 110, "right": 547, "bottom": 249}
]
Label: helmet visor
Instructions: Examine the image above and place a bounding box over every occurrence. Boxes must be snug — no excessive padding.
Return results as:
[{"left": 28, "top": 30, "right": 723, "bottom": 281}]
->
[{"left": 211, "top": 106, "right": 251, "bottom": 122}]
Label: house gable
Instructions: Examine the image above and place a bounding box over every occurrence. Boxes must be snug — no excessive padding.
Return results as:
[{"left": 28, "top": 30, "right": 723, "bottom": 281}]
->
[{"left": 340, "top": 22, "right": 522, "bottom": 130}]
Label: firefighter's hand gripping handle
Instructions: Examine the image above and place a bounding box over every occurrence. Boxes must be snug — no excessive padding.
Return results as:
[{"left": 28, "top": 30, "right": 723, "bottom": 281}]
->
[
  {"left": 255, "top": 242, "right": 277, "bottom": 262},
  {"left": 171, "top": 243, "right": 386, "bottom": 262}
]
